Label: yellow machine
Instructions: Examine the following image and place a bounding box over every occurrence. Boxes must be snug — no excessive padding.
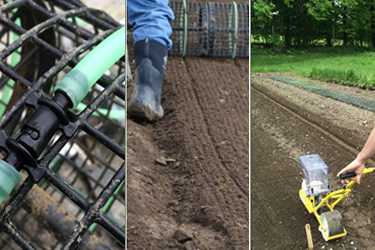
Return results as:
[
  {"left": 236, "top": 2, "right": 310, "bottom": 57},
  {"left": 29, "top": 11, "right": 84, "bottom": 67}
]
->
[{"left": 299, "top": 154, "right": 373, "bottom": 241}]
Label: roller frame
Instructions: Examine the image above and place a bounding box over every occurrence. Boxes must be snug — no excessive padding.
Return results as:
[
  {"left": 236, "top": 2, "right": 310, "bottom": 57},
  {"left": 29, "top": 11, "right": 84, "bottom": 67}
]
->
[{"left": 299, "top": 167, "right": 374, "bottom": 241}]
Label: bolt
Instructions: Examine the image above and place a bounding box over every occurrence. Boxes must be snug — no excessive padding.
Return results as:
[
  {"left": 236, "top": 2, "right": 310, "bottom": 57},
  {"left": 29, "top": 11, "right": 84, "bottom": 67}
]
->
[{"left": 30, "top": 131, "right": 39, "bottom": 140}]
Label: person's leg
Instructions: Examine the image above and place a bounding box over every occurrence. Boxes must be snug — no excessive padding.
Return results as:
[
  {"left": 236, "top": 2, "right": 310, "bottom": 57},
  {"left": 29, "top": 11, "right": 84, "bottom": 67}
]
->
[{"left": 127, "top": 0, "right": 174, "bottom": 122}]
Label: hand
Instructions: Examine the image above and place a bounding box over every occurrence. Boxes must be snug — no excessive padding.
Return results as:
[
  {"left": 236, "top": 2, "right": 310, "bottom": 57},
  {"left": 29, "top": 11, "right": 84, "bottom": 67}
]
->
[{"left": 337, "top": 159, "right": 366, "bottom": 185}]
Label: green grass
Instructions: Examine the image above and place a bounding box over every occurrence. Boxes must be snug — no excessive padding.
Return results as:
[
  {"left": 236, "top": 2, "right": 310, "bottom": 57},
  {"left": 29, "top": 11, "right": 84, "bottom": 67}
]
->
[{"left": 251, "top": 46, "right": 375, "bottom": 88}]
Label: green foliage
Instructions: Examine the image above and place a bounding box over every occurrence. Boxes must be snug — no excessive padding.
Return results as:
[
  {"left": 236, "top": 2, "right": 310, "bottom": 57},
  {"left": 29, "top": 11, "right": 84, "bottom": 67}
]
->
[
  {"left": 309, "top": 68, "right": 368, "bottom": 87},
  {"left": 269, "top": 35, "right": 284, "bottom": 52},
  {"left": 251, "top": 46, "right": 375, "bottom": 88},
  {"left": 305, "top": 0, "right": 334, "bottom": 21},
  {"left": 251, "top": 0, "right": 375, "bottom": 49},
  {"left": 252, "top": 0, "right": 275, "bottom": 21}
]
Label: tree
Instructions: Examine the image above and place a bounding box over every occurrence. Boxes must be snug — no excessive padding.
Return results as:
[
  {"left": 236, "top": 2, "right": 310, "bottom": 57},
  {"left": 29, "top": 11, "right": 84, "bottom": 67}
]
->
[{"left": 251, "top": 0, "right": 375, "bottom": 49}]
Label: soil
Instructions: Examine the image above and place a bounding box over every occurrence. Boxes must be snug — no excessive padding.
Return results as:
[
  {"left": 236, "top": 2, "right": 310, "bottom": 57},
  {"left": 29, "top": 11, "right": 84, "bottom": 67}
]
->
[
  {"left": 251, "top": 72, "right": 375, "bottom": 250},
  {"left": 127, "top": 57, "right": 249, "bottom": 250},
  {"left": 126, "top": 28, "right": 249, "bottom": 250},
  {"left": 126, "top": 1, "right": 249, "bottom": 249}
]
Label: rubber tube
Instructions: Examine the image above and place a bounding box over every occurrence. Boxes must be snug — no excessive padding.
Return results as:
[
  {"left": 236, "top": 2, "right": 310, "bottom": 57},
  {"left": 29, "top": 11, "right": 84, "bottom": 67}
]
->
[
  {"left": 0, "top": 16, "right": 21, "bottom": 117},
  {"left": 0, "top": 159, "right": 22, "bottom": 204},
  {"left": 55, "top": 26, "right": 125, "bottom": 109},
  {"left": 76, "top": 102, "right": 125, "bottom": 120}
]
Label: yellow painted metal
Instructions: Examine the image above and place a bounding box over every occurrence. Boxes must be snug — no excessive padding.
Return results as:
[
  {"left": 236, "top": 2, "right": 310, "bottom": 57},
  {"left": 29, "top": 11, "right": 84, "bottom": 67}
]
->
[
  {"left": 299, "top": 189, "right": 315, "bottom": 214},
  {"left": 299, "top": 167, "right": 374, "bottom": 241}
]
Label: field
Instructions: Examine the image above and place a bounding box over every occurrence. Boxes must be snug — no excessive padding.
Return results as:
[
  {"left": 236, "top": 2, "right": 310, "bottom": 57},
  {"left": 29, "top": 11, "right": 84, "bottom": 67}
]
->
[
  {"left": 252, "top": 72, "right": 375, "bottom": 249},
  {"left": 126, "top": 1, "right": 249, "bottom": 249},
  {"left": 127, "top": 53, "right": 249, "bottom": 249},
  {"left": 251, "top": 47, "right": 375, "bottom": 88}
]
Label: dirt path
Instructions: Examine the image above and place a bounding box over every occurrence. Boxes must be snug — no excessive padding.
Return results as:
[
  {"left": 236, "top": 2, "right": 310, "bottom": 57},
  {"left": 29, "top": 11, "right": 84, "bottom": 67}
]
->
[
  {"left": 251, "top": 73, "right": 375, "bottom": 249},
  {"left": 127, "top": 55, "right": 249, "bottom": 249}
]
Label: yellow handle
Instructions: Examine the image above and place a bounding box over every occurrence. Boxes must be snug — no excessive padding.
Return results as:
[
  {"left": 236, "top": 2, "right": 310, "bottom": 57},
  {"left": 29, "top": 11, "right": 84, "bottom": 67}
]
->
[{"left": 346, "top": 167, "right": 374, "bottom": 188}]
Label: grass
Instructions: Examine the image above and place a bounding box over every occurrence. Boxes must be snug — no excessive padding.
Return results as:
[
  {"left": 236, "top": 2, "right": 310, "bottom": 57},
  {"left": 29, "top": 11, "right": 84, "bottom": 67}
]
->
[{"left": 251, "top": 46, "right": 375, "bottom": 88}]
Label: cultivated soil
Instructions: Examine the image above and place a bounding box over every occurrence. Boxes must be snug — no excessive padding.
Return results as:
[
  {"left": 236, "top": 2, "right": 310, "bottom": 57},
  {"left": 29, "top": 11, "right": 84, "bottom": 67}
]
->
[
  {"left": 126, "top": 33, "right": 249, "bottom": 250},
  {"left": 252, "top": 72, "right": 375, "bottom": 250},
  {"left": 126, "top": 1, "right": 249, "bottom": 249}
]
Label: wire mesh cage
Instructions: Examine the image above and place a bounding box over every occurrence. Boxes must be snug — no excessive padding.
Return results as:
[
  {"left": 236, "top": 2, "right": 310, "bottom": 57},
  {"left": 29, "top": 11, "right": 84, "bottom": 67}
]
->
[
  {"left": 169, "top": 1, "right": 249, "bottom": 58},
  {"left": 0, "top": 0, "right": 125, "bottom": 249}
]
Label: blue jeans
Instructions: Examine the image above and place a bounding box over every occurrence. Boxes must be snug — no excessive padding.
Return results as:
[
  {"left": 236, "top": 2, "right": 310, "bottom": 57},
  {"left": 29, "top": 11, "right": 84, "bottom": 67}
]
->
[{"left": 127, "top": 0, "right": 174, "bottom": 50}]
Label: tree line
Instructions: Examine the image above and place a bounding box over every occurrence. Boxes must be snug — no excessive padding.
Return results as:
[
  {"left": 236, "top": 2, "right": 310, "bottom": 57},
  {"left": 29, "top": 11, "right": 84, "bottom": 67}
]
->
[{"left": 251, "top": 0, "right": 375, "bottom": 48}]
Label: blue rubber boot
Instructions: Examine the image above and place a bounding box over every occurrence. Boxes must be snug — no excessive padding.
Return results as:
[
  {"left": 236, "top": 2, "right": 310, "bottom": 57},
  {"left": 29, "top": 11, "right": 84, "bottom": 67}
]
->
[{"left": 128, "top": 39, "right": 168, "bottom": 122}]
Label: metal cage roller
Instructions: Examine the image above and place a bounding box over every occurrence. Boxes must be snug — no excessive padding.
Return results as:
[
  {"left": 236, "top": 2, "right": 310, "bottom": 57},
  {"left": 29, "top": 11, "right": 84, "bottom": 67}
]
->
[{"left": 168, "top": 1, "right": 249, "bottom": 58}]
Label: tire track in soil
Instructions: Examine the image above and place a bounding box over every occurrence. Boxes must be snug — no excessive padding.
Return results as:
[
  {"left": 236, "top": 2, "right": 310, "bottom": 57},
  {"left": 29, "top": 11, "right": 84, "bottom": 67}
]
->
[{"left": 154, "top": 56, "right": 249, "bottom": 250}]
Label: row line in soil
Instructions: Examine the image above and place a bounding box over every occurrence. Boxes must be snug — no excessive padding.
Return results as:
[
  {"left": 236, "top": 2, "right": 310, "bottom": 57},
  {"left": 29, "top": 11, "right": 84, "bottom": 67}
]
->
[{"left": 251, "top": 85, "right": 375, "bottom": 166}]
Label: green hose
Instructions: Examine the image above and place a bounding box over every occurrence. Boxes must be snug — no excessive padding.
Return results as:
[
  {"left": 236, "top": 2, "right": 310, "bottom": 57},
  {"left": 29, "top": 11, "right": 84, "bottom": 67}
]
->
[
  {"left": 55, "top": 26, "right": 125, "bottom": 109},
  {"left": 0, "top": 159, "right": 22, "bottom": 205},
  {"left": 76, "top": 102, "right": 125, "bottom": 119},
  {"left": 0, "top": 16, "right": 20, "bottom": 117}
]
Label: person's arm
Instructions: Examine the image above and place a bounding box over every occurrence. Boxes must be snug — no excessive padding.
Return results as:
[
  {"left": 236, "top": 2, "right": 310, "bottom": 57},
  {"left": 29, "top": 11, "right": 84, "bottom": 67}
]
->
[{"left": 337, "top": 125, "right": 375, "bottom": 184}]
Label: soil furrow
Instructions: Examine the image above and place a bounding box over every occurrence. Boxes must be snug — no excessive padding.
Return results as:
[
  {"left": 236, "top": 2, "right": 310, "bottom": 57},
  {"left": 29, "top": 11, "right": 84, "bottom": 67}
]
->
[
  {"left": 170, "top": 57, "right": 233, "bottom": 226},
  {"left": 184, "top": 58, "right": 249, "bottom": 197},
  {"left": 251, "top": 86, "right": 360, "bottom": 157},
  {"left": 152, "top": 56, "right": 249, "bottom": 249},
  {"left": 155, "top": 57, "right": 234, "bottom": 248},
  {"left": 181, "top": 58, "right": 249, "bottom": 246}
]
